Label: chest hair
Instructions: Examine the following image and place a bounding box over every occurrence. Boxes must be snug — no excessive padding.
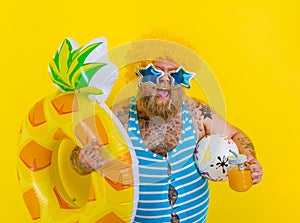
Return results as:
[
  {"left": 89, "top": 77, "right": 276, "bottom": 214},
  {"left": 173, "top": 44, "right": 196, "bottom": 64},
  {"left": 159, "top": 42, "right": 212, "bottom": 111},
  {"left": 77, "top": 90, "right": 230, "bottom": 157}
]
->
[{"left": 138, "top": 114, "right": 182, "bottom": 157}]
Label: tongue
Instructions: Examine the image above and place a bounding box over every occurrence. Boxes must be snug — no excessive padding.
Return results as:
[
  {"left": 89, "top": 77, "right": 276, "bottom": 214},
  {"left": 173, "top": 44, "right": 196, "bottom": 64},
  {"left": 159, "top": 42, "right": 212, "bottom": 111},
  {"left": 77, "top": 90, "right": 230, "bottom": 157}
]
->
[{"left": 157, "top": 90, "right": 169, "bottom": 98}]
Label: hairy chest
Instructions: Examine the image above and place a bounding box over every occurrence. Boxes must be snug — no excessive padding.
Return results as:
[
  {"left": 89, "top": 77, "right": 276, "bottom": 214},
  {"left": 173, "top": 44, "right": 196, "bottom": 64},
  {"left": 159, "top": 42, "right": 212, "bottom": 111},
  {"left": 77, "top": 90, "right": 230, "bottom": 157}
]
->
[{"left": 138, "top": 115, "right": 183, "bottom": 157}]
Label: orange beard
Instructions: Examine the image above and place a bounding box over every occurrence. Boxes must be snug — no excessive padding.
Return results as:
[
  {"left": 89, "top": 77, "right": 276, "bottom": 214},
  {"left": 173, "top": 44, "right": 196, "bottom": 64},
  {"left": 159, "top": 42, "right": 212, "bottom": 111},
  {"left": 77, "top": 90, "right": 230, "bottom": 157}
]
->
[{"left": 136, "top": 85, "right": 183, "bottom": 121}]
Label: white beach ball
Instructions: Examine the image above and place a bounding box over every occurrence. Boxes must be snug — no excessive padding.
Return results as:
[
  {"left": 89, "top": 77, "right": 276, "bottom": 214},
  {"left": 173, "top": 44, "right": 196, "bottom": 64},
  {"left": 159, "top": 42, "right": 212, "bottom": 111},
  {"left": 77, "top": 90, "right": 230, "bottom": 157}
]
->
[{"left": 194, "top": 134, "right": 239, "bottom": 181}]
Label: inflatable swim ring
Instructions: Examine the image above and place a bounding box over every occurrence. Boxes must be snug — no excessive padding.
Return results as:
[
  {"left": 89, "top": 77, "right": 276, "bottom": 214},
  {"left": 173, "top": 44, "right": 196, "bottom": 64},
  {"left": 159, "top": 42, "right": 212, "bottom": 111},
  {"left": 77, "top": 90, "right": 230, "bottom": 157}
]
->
[{"left": 17, "top": 37, "right": 138, "bottom": 222}]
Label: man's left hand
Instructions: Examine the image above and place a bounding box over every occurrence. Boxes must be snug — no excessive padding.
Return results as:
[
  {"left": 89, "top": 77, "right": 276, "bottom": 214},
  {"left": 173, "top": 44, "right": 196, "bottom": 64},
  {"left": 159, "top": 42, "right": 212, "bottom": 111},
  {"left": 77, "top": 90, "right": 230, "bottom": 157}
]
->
[{"left": 247, "top": 154, "right": 263, "bottom": 184}]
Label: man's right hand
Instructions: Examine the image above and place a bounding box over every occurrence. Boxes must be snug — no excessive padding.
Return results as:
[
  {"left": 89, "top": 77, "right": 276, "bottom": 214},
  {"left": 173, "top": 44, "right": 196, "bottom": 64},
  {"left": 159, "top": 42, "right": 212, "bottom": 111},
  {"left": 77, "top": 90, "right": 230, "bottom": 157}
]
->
[
  {"left": 71, "top": 139, "right": 134, "bottom": 186},
  {"left": 77, "top": 139, "right": 110, "bottom": 171}
]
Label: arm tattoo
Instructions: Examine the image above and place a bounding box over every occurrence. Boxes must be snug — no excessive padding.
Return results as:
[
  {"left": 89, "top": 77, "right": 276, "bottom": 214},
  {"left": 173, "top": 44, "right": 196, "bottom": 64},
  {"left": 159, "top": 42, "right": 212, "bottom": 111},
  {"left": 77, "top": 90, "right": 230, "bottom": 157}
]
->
[
  {"left": 236, "top": 136, "right": 256, "bottom": 157},
  {"left": 185, "top": 98, "right": 205, "bottom": 135},
  {"left": 115, "top": 106, "right": 129, "bottom": 129},
  {"left": 199, "top": 104, "right": 213, "bottom": 119}
]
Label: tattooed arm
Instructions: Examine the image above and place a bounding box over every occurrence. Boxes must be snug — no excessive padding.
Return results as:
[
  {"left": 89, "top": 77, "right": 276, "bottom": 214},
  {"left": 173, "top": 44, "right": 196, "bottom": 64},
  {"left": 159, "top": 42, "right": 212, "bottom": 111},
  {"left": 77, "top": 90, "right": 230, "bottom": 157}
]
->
[
  {"left": 198, "top": 102, "right": 256, "bottom": 157},
  {"left": 110, "top": 99, "right": 131, "bottom": 130},
  {"left": 187, "top": 97, "right": 262, "bottom": 184},
  {"left": 186, "top": 97, "right": 254, "bottom": 155},
  {"left": 231, "top": 132, "right": 256, "bottom": 157},
  {"left": 185, "top": 97, "right": 238, "bottom": 142}
]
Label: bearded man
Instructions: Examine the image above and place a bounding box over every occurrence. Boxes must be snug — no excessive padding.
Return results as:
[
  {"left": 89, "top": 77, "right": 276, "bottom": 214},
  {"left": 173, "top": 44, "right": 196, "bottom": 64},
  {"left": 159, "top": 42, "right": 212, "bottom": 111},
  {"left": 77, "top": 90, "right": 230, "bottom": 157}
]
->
[{"left": 71, "top": 58, "right": 263, "bottom": 223}]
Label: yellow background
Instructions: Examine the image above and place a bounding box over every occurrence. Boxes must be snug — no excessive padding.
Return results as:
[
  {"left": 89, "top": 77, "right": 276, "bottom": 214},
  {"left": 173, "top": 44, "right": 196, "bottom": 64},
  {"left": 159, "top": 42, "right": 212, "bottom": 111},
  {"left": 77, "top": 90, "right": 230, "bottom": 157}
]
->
[{"left": 1, "top": 0, "right": 299, "bottom": 222}]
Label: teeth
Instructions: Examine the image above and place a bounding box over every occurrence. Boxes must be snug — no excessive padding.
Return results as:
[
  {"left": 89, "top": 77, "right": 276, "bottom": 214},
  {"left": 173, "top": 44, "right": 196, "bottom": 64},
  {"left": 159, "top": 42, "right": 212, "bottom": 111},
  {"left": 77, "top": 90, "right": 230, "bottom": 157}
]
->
[
  {"left": 158, "top": 87, "right": 170, "bottom": 91},
  {"left": 157, "top": 88, "right": 170, "bottom": 92}
]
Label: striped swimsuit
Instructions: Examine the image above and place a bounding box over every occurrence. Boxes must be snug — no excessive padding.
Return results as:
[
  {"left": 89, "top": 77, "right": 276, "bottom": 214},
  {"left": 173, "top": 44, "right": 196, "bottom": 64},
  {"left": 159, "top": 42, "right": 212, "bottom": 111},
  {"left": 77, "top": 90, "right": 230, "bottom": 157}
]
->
[{"left": 128, "top": 97, "right": 209, "bottom": 223}]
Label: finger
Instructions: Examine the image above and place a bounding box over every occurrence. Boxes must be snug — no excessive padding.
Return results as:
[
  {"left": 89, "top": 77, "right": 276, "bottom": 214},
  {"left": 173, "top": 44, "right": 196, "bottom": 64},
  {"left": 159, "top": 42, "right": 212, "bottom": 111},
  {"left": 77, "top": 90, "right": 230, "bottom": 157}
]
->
[
  {"left": 82, "top": 146, "right": 100, "bottom": 157},
  {"left": 79, "top": 155, "right": 94, "bottom": 167},
  {"left": 251, "top": 171, "right": 262, "bottom": 184},
  {"left": 90, "top": 139, "right": 100, "bottom": 148},
  {"left": 249, "top": 164, "right": 262, "bottom": 173},
  {"left": 91, "top": 158, "right": 110, "bottom": 170},
  {"left": 79, "top": 150, "right": 100, "bottom": 167},
  {"left": 252, "top": 176, "right": 262, "bottom": 184},
  {"left": 84, "top": 139, "right": 100, "bottom": 150},
  {"left": 246, "top": 154, "right": 259, "bottom": 164},
  {"left": 81, "top": 147, "right": 89, "bottom": 155},
  {"left": 77, "top": 155, "right": 92, "bottom": 168},
  {"left": 80, "top": 149, "right": 93, "bottom": 160},
  {"left": 84, "top": 143, "right": 93, "bottom": 150}
]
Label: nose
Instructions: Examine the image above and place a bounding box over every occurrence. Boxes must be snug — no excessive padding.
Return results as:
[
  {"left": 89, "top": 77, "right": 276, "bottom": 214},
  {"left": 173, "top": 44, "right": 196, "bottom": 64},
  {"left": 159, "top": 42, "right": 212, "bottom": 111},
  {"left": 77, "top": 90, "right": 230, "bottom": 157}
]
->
[
  {"left": 158, "top": 73, "right": 171, "bottom": 89},
  {"left": 160, "top": 73, "right": 170, "bottom": 81}
]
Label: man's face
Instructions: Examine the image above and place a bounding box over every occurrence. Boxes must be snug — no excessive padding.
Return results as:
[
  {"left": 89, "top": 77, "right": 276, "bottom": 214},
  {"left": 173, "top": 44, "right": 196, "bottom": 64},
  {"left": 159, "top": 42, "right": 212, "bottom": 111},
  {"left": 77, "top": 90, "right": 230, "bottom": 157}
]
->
[{"left": 137, "top": 59, "right": 183, "bottom": 120}]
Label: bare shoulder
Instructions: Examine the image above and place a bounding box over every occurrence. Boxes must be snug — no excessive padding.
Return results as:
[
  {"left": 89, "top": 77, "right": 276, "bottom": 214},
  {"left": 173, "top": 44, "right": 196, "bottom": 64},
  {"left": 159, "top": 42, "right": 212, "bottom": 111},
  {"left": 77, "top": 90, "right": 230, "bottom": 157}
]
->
[
  {"left": 110, "top": 98, "right": 131, "bottom": 129},
  {"left": 184, "top": 96, "right": 240, "bottom": 138},
  {"left": 183, "top": 96, "right": 212, "bottom": 139},
  {"left": 183, "top": 96, "right": 213, "bottom": 119}
]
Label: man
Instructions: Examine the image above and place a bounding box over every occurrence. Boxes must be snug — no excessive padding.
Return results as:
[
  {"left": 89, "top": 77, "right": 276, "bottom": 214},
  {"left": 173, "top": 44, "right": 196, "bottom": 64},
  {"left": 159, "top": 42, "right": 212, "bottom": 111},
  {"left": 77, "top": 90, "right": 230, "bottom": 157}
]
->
[{"left": 71, "top": 58, "right": 263, "bottom": 222}]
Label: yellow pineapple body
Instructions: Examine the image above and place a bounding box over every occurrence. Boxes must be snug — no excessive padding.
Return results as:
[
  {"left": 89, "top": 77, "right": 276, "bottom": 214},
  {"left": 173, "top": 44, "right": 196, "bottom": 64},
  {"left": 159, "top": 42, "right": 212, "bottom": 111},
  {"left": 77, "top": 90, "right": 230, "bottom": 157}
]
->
[{"left": 17, "top": 91, "right": 136, "bottom": 223}]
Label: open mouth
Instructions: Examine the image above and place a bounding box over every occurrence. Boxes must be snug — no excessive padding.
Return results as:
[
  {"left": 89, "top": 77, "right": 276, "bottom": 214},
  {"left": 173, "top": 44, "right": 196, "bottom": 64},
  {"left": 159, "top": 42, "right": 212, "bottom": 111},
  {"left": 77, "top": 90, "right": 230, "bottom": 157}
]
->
[{"left": 156, "top": 88, "right": 170, "bottom": 100}]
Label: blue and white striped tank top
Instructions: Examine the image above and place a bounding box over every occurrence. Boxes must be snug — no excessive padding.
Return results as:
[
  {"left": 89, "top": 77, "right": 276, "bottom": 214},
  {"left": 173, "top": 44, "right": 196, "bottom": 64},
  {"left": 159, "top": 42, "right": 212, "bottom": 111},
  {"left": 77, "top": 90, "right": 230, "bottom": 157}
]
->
[{"left": 128, "top": 97, "right": 209, "bottom": 223}]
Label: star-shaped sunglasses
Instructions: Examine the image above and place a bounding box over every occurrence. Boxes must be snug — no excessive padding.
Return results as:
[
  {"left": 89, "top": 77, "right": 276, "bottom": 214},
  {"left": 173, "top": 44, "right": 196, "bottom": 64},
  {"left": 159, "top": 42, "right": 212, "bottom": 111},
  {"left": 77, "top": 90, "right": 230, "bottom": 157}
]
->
[{"left": 136, "top": 63, "right": 195, "bottom": 88}]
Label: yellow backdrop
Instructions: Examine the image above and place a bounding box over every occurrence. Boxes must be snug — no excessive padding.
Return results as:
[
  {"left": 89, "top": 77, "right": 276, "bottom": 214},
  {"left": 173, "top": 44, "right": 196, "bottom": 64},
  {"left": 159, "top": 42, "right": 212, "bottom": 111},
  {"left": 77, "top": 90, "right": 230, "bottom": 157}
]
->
[{"left": 1, "top": 0, "right": 299, "bottom": 222}]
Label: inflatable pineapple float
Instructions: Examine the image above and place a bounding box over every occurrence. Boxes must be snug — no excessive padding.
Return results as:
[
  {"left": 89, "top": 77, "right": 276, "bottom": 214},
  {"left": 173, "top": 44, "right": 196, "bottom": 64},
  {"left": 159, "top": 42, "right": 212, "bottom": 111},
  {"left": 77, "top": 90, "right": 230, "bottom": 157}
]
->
[{"left": 17, "top": 37, "right": 138, "bottom": 222}]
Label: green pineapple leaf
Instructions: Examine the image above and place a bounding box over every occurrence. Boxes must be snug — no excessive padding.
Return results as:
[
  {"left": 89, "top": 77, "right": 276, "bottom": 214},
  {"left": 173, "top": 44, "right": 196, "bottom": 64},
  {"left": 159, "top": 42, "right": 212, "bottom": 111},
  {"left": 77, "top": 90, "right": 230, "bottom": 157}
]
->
[{"left": 48, "top": 39, "right": 106, "bottom": 94}]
